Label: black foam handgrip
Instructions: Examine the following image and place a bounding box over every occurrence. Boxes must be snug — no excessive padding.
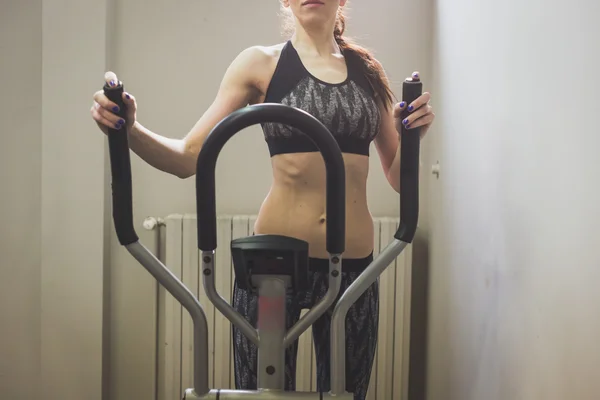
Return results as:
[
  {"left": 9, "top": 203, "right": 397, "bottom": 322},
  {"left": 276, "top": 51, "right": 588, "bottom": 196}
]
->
[
  {"left": 394, "top": 77, "right": 422, "bottom": 243},
  {"left": 103, "top": 82, "right": 139, "bottom": 245}
]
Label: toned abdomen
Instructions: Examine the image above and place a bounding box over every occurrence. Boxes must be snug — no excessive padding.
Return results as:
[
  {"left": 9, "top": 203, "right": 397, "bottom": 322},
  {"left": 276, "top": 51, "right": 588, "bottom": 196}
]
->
[{"left": 254, "top": 152, "right": 374, "bottom": 259}]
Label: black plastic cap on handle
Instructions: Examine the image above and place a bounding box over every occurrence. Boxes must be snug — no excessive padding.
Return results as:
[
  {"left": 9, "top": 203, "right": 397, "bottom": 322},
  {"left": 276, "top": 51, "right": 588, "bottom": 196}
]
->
[
  {"left": 394, "top": 76, "right": 423, "bottom": 243},
  {"left": 196, "top": 103, "right": 346, "bottom": 254},
  {"left": 103, "top": 82, "right": 139, "bottom": 245}
]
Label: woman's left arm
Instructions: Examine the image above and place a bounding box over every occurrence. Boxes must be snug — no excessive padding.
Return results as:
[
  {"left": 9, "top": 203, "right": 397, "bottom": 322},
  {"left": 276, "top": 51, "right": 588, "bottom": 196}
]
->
[{"left": 374, "top": 71, "right": 435, "bottom": 193}]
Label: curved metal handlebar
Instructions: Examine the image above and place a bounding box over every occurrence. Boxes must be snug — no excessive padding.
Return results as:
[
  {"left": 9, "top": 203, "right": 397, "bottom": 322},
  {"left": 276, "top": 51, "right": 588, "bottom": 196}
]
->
[{"left": 195, "top": 103, "right": 346, "bottom": 255}]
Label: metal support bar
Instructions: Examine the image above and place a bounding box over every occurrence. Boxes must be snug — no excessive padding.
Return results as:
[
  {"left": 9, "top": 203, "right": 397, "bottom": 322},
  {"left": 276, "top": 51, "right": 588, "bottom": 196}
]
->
[
  {"left": 201, "top": 251, "right": 259, "bottom": 346},
  {"left": 126, "top": 241, "right": 210, "bottom": 396},
  {"left": 329, "top": 239, "right": 408, "bottom": 396},
  {"left": 255, "top": 277, "right": 288, "bottom": 390},
  {"left": 283, "top": 255, "right": 342, "bottom": 348}
]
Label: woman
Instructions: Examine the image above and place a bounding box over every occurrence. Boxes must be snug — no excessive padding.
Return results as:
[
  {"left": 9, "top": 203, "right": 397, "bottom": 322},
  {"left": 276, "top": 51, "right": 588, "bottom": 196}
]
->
[{"left": 91, "top": 0, "right": 435, "bottom": 398}]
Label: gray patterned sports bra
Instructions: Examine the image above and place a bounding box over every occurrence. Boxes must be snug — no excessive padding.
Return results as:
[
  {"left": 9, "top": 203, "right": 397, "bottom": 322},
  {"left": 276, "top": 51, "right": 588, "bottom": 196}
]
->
[{"left": 261, "top": 40, "right": 382, "bottom": 157}]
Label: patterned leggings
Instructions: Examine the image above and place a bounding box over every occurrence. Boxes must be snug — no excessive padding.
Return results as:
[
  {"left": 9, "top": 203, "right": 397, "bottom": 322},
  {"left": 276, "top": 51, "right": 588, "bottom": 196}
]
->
[{"left": 232, "top": 253, "right": 379, "bottom": 400}]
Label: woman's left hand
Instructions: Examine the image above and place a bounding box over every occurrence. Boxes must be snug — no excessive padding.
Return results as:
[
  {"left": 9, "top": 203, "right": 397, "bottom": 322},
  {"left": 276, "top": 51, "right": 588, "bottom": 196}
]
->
[{"left": 393, "top": 71, "right": 435, "bottom": 139}]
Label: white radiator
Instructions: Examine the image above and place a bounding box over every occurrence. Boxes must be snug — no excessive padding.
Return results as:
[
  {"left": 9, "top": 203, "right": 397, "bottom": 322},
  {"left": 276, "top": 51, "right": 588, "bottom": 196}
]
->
[{"left": 156, "top": 214, "right": 412, "bottom": 400}]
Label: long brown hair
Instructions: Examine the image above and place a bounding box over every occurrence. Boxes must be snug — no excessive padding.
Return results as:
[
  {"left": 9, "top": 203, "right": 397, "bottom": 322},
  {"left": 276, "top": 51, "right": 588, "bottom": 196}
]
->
[
  {"left": 280, "top": 2, "right": 395, "bottom": 109},
  {"left": 333, "top": 7, "right": 395, "bottom": 109}
]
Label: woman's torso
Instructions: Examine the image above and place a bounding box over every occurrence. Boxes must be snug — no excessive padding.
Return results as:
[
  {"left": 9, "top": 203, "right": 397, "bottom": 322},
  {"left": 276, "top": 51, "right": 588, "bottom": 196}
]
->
[{"left": 248, "top": 41, "right": 382, "bottom": 259}]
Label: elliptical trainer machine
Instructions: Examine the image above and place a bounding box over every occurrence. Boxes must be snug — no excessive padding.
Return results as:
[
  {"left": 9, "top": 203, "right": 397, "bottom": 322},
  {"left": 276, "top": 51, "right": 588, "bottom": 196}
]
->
[{"left": 104, "top": 76, "right": 422, "bottom": 399}]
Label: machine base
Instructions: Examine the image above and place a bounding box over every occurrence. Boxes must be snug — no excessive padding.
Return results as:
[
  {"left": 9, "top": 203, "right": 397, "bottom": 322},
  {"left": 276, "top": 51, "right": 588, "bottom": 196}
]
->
[{"left": 183, "top": 388, "right": 354, "bottom": 399}]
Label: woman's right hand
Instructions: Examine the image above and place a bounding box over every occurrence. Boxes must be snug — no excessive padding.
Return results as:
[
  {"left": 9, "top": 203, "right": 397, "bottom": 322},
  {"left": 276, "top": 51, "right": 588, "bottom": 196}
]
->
[{"left": 90, "top": 71, "right": 138, "bottom": 135}]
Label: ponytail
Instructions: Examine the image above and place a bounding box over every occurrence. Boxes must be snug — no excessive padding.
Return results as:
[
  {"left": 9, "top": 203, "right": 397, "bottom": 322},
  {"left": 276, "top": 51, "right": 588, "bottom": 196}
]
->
[{"left": 334, "top": 9, "right": 395, "bottom": 109}]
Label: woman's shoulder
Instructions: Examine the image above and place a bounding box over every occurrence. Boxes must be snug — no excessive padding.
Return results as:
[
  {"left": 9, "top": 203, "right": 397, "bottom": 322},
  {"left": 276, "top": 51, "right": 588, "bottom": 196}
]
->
[
  {"left": 232, "top": 42, "right": 286, "bottom": 68},
  {"left": 228, "top": 43, "right": 287, "bottom": 95}
]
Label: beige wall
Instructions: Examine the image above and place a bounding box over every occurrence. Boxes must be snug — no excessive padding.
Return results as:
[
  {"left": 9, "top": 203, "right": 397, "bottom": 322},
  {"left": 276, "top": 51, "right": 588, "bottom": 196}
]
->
[
  {"left": 1, "top": 0, "right": 109, "bottom": 399},
  {"left": 0, "top": 1, "right": 42, "bottom": 398},
  {"left": 426, "top": 0, "right": 600, "bottom": 399},
  {"left": 41, "top": 0, "right": 109, "bottom": 396}
]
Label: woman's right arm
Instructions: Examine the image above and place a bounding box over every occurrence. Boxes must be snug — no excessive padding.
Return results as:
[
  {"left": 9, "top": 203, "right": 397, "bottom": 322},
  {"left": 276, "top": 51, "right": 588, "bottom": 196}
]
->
[{"left": 91, "top": 46, "right": 270, "bottom": 178}]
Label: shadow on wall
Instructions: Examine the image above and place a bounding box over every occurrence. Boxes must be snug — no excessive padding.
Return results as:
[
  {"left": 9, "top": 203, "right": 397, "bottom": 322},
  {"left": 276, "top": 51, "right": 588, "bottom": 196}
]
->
[{"left": 408, "top": 231, "right": 429, "bottom": 400}]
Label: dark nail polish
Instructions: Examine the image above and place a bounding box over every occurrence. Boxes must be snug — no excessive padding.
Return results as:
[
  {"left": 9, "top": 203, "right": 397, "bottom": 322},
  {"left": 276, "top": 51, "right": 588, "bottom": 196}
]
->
[
  {"left": 118, "top": 119, "right": 125, "bottom": 125},
  {"left": 115, "top": 123, "right": 121, "bottom": 129},
  {"left": 406, "top": 124, "right": 411, "bottom": 129},
  {"left": 113, "top": 106, "right": 119, "bottom": 112},
  {"left": 399, "top": 101, "right": 406, "bottom": 108},
  {"left": 403, "top": 118, "right": 409, "bottom": 125},
  {"left": 408, "top": 105, "right": 414, "bottom": 112},
  {"left": 125, "top": 94, "right": 131, "bottom": 99},
  {"left": 110, "top": 80, "right": 116, "bottom": 86}
]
